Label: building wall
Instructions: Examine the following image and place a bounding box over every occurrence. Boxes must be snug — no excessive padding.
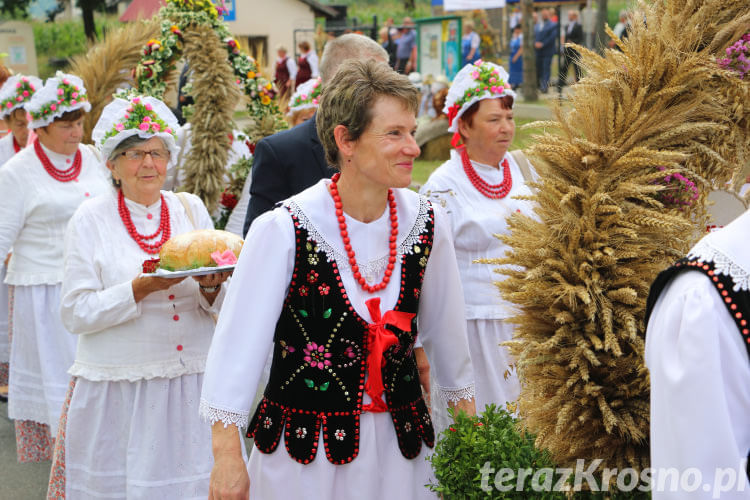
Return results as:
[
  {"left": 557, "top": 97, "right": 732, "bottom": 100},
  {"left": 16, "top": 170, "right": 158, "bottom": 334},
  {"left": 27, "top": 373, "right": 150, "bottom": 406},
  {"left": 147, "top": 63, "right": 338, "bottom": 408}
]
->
[{"left": 225, "top": 0, "right": 319, "bottom": 73}]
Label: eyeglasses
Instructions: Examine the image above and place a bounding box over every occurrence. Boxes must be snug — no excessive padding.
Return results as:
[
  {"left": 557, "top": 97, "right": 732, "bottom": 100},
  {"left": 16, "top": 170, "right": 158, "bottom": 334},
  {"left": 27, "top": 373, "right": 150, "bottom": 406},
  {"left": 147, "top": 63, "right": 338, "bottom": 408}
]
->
[{"left": 120, "top": 149, "right": 170, "bottom": 163}]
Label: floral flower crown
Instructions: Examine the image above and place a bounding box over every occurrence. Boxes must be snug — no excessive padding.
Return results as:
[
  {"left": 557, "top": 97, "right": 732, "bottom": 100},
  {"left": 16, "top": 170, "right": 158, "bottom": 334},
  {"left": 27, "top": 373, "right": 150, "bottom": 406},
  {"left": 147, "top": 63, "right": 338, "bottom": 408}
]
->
[
  {"left": 0, "top": 76, "right": 39, "bottom": 115},
  {"left": 445, "top": 60, "right": 515, "bottom": 133},
  {"left": 288, "top": 77, "right": 321, "bottom": 115},
  {"left": 28, "top": 76, "right": 88, "bottom": 121},
  {"left": 102, "top": 96, "right": 176, "bottom": 143}
]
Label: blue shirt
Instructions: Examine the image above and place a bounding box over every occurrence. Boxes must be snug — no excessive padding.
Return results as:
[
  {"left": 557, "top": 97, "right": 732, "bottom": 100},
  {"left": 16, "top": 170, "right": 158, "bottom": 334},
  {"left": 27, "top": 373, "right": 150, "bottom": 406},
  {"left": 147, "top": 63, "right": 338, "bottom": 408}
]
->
[{"left": 396, "top": 30, "right": 416, "bottom": 60}]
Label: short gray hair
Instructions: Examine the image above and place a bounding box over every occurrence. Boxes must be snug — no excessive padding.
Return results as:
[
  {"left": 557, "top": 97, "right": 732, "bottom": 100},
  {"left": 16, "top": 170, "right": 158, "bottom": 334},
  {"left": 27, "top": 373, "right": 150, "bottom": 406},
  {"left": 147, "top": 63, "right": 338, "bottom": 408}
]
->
[
  {"left": 316, "top": 59, "right": 418, "bottom": 167},
  {"left": 319, "top": 34, "right": 389, "bottom": 84}
]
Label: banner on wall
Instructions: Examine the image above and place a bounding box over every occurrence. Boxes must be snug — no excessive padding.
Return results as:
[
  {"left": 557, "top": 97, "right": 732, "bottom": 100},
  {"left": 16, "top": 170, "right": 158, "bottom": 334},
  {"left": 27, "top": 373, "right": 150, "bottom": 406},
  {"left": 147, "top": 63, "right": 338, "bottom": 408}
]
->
[
  {"left": 443, "top": 0, "right": 506, "bottom": 11},
  {"left": 217, "top": 0, "right": 236, "bottom": 21}
]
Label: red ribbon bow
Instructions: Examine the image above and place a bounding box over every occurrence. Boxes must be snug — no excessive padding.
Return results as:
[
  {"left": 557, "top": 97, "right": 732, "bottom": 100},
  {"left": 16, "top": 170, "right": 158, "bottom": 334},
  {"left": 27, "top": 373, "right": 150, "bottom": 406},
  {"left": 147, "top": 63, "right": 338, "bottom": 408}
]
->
[{"left": 362, "top": 297, "right": 415, "bottom": 413}]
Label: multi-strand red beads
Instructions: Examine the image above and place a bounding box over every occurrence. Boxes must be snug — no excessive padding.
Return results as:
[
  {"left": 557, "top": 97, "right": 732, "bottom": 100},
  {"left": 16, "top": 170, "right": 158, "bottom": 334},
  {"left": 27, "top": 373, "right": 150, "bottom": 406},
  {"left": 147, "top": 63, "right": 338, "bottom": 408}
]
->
[
  {"left": 117, "top": 189, "right": 171, "bottom": 255},
  {"left": 12, "top": 137, "right": 21, "bottom": 153},
  {"left": 329, "top": 172, "right": 398, "bottom": 294},
  {"left": 34, "top": 138, "right": 81, "bottom": 182},
  {"left": 459, "top": 146, "right": 512, "bottom": 199}
]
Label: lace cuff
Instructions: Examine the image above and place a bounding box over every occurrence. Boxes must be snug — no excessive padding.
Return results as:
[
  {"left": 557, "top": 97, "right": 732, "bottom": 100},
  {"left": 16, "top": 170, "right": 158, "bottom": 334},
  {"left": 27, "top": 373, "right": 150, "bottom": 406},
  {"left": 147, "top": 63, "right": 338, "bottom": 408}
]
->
[
  {"left": 199, "top": 399, "right": 250, "bottom": 429},
  {"left": 437, "top": 382, "right": 476, "bottom": 405}
]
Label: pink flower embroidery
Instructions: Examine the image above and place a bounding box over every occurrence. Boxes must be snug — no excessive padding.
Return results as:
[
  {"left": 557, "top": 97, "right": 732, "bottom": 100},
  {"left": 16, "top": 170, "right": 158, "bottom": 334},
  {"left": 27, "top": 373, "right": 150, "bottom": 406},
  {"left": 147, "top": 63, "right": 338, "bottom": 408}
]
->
[{"left": 303, "top": 342, "right": 332, "bottom": 369}]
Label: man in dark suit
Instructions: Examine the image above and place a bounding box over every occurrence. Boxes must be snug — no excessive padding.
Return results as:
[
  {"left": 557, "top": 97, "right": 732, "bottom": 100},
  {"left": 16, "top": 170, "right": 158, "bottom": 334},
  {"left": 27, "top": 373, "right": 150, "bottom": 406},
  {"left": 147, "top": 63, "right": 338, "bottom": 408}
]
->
[
  {"left": 559, "top": 10, "right": 584, "bottom": 87},
  {"left": 242, "top": 34, "right": 389, "bottom": 235},
  {"left": 534, "top": 8, "right": 558, "bottom": 93}
]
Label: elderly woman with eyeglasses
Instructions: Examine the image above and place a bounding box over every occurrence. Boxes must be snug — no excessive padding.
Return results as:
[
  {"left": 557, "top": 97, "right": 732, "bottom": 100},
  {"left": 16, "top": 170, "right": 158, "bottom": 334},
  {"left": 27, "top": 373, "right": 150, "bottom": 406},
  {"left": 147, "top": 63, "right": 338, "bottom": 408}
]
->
[{"left": 46, "top": 95, "right": 231, "bottom": 499}]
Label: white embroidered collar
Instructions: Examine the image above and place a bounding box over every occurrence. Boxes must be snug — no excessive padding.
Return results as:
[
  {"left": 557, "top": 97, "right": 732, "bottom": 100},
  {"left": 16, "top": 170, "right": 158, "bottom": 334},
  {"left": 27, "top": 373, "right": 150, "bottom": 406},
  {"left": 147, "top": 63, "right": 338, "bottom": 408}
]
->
[{"left": 688, "top": 209, "right": 750, "bottom": 291}]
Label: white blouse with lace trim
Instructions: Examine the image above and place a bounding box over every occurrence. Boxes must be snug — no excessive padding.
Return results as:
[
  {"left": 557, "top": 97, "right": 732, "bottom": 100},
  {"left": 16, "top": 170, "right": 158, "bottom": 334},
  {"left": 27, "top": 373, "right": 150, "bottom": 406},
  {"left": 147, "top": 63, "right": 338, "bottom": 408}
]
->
[{"left": 200, "top": 179, "right": 475, "bottom": 428}]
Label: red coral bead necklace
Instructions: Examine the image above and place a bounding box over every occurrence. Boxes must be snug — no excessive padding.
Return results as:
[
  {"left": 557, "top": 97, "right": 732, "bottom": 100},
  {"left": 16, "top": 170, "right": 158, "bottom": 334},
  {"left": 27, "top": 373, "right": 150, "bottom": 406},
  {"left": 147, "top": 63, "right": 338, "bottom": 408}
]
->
[
  {"left": 459, "top": 146, "right": 512, "bottom": 199},
  {"left": 117, "top": 189, "right": 171, "bottom": 255},
  {"left": 34, "top": 137, "right": 81, "bottom": 182},
  {"left": 329, "top": 172, "right": 398, "bottom": 294},
  {"left": 12, "top": 136, "right": 21, "bottom": 153}
]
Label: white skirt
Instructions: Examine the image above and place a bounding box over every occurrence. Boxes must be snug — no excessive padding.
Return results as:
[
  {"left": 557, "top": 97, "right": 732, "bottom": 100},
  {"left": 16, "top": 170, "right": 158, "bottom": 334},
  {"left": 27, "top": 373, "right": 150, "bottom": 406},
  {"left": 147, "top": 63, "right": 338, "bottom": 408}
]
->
[
  {"left": 247, "top": 411, "right": 437, "bottom": 500},
  {"left": 466, "top": 318, "right": 520, "bottom": 414},
  {"left": 65, "top": 374, "right": 214, "bottom": 500},
  {"left": 8, "top": 284, "right": 77, "bottom": 433},
  {"left": 430, "top": 318, "right": 520, "bottom": 434},
  {"left": 0, "top": 266, "right": 9, "bottom": 362}
]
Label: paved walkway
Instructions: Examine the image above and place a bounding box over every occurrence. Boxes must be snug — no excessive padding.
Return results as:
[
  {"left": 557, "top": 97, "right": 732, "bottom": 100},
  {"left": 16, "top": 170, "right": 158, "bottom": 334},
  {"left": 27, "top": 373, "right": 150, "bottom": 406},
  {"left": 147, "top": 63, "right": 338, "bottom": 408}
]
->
[{"left": 0, "top": 401, "right": 50, "bottom": 500}]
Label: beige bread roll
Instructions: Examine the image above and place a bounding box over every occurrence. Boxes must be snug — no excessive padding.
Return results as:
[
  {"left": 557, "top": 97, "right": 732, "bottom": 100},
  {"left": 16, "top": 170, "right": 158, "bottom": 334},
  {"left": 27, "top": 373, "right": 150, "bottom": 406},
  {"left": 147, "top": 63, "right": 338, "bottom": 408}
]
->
[{"left": 159, "top": 229, "right": 244, "bottom": 271}]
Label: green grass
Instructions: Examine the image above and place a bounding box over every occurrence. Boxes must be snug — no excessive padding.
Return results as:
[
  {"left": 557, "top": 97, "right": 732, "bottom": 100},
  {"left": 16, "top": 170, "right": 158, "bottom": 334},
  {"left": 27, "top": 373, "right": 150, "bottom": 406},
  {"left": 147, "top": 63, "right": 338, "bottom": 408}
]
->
[{"left": 412, "top": 118, "right": 544, "bottom": 185}]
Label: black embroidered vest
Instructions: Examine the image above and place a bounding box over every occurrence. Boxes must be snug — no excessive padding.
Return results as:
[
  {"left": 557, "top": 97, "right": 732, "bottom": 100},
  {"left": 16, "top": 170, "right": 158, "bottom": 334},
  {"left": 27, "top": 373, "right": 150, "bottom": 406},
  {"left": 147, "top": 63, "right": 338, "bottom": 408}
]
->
[
  {"left": 646, "top": 256, "right": 750, "bottom": 481},
  {"left": 248, "top": 200, "right": 436, "bottom": 465}
]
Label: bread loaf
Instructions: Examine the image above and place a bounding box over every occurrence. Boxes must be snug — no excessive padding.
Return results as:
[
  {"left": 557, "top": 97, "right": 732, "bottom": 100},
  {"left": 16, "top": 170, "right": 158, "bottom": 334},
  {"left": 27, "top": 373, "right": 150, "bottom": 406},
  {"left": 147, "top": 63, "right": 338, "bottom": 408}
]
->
[{"left": 158, "top": 229, "right": 243, "bottom": 271}]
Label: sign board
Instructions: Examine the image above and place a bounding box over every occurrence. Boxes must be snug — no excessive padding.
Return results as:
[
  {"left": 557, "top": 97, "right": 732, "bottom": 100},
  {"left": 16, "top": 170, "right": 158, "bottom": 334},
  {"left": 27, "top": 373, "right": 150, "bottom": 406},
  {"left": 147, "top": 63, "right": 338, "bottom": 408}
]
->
[
  {"left": 416, "top": 16, "right": 462, "bottom": 81},
  {"left": 0, "top": 21, "right": 38, "bottom": 76}
]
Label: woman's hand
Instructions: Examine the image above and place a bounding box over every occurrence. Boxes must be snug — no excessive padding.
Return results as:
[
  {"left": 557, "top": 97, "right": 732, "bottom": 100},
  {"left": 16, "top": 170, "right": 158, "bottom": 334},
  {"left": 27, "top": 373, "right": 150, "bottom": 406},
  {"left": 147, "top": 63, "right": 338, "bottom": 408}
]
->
[
  {"left": 131, "top": 275, "right": 186, "bottom": 303},
  {"left": 449, "top": 397, "right": 477, "bottom": 419},
  {"left": 194, "top": 271, "right": 232, "bottom": 305},
  {"left": 209, "top": 423, "right": 250, "bottom": 500}
]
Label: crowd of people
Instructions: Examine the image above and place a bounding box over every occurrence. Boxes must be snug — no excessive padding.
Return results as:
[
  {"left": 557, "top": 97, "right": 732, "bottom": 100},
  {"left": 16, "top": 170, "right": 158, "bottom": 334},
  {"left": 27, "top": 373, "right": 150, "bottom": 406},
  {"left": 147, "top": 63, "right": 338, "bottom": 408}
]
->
[{"left": 0, "top": 13, "right": 747, "bottom": 500}]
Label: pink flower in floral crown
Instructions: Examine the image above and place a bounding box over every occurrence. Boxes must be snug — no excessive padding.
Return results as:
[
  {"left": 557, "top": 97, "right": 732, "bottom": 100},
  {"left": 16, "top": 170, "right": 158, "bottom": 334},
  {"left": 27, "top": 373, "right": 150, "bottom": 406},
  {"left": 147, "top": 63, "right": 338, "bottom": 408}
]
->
[
  {"left": 4, "top": 102, "right": 11, "bottom": 108},
  {"left": 15, "top": 96, "right": 21, "bottom": 102},
  {"left": 475, "top": 59, "right": 484, "bottom": 66},
  {"left": 123, "top": 113, "right": 129, "bottom": 119},
  {"left": 503, "top": 83, "right": 511, "bottom": 90},
  {"left": 164, "top": 127, "right": 172, "bottom": 134},
  {"left": 71, "top": 99, "right": 77, "bottom": 105},
  {"left": 57, "top": 89, "right": 64, "bottom": 96},
  {"left": 50, "top": 104, "right": 57, "bottom": 111},
  {"left": 15, "top": 82, "right": 21, "bottom": 89},
  {"left": 301, "top": 94, "right": 308, "bottom": 100},
  {"left": 139, "top": 123, "right": 149, "bottom": 131},
  {"left": 471, "top": 71, "right": 480, "bottom": 79},
  {"left": 22, "top": 90, "right": 29, "bottom": 97},
  {"left": 127, "top": 106, "right": 133, "bottom": 112},
  {"left": 151, "top": 122, "right": 160, "bottom": 132},
  {"left": 145, "top": 103, "right": 153, "bottom": 111},
  {"left": 143, "top": 116, "right": 151, "bottom": 123},
  {"left": 72, "top": 92, "right": 78, "bottom": 98},
  {"left": 22, "top": 77, "right": 28, "bottom": 82},
  {"left": 115, "top": 123, "right": 125, "bottom": 131},
  {"left": 312, "top": 98, "right": 319, "bottom": 105},
  {"left": 132, "top": 97, "right": 141, "bottom": 104},
  {"left": 62, "top": 79, "right": 70, "bottom": 85}
]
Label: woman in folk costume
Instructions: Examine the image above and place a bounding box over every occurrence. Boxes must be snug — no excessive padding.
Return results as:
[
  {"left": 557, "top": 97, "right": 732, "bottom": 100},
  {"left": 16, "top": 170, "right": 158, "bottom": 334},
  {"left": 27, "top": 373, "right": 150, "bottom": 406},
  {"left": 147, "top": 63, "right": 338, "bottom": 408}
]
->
[
  {"left": 201, "top": 59, "right": 475, "bottom": 500},
  {"left": 46, "top": 94, "right": 232, "bottom": 499},
  {"left": 646, "top": 212, "right": 750, "bottom": 498},
  {"left": 0, "top": 72, "right": 110, "bottom": 462},
  {"left": 295, "top": 41, "right": 319, "bottom": 88},
  {"left": 0, "top": 74, "right": 42, "bottom": 402},
  {"left": 419, "top": 61, "right": 536, "bottom": 428}
]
